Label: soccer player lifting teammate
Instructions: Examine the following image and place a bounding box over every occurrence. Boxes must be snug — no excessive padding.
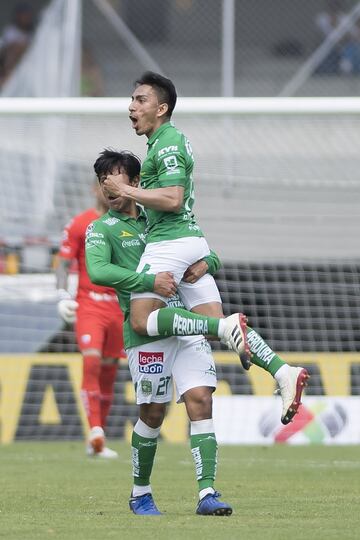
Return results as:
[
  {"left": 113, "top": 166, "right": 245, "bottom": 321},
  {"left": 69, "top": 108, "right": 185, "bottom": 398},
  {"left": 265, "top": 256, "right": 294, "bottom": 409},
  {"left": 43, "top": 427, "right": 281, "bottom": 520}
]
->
[
  {"left": 87, "top": 149, "right": 309, "bottom": 515},
  {"left": 102, "top": 71, "right": 309, "bottom": 424},
  {"left": 86, "top": 149, "right": 232, "bottom": 515},
  {"left": 56, "top": 181, "right": 126, "bottom": 458}
]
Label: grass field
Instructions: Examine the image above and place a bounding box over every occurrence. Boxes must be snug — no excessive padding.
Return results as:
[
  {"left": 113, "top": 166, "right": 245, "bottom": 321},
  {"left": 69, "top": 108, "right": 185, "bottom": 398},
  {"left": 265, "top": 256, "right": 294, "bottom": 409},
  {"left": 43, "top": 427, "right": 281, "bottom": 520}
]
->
[{"left": 0, "top": 442, "right": 359, "bottom": 540}]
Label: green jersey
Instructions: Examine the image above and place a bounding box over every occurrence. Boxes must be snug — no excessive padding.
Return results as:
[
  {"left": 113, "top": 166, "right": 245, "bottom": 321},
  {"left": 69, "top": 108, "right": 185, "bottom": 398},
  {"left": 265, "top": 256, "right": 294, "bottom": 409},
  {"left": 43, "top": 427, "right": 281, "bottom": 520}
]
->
[
  {"left": 141, "top": 121, "right": 204, "bottom": 243},
  {"left": 85, "top": 207, "right": 221, "bottom": 349}
]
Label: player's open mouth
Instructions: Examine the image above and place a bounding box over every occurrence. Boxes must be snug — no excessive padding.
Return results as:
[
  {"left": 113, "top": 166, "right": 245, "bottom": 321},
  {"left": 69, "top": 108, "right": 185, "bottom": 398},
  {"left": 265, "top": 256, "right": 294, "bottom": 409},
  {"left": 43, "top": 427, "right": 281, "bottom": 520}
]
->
[{"left": 129, "top": 115, "right": 138, "bottom": 128}]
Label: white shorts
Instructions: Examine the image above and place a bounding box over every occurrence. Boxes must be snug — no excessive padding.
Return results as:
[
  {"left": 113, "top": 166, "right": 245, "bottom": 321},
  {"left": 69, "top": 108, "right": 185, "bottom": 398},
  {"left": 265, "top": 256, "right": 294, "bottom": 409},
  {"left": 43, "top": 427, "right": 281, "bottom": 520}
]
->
[
  {"left": 131, "top": 237, "right": 222, "bottom": 309},
  {"left": 127, "top": 335, "right": 217, "bottom": 404}
]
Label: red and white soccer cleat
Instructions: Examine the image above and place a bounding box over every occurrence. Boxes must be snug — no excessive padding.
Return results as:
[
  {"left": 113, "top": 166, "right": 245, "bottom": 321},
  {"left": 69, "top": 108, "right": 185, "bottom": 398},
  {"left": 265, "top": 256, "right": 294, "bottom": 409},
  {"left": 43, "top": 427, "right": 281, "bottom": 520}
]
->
[
  {"left": 86, "top": 426, "right": 118, "bottom": 459},
  {"left": 221, "top": 313, "right": 252, "bottom": 370},
  {"left": 277, "top": 367, "right": 310, "bottom": 425}
]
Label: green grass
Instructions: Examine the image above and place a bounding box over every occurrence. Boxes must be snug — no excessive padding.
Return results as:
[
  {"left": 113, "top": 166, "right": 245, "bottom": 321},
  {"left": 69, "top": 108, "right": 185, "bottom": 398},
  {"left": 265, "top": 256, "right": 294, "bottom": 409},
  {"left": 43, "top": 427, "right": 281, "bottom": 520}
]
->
[{"left": 0, "top": 442, "right": 359, "bottom": 540}]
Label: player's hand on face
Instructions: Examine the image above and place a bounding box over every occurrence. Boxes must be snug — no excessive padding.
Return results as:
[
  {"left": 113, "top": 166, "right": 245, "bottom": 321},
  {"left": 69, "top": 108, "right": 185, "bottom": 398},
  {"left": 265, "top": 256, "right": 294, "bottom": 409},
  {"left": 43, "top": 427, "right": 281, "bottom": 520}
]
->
[
  {"left": 182, "top": 259, "right": 209, "bottom": 284},
  {"left": 153, "top": 271, "right": 177, "bottom": 297},
  {"left": 103, "top": 175, "right": 132, "bottom": 199}
]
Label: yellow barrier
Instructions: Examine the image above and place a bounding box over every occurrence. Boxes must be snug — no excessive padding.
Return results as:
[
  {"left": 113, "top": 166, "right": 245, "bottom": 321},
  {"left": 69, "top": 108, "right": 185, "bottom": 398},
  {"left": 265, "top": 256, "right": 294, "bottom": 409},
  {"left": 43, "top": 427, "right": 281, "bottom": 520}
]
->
[{"left": 0, "top": 352, "right": 359, "bottom": 444}]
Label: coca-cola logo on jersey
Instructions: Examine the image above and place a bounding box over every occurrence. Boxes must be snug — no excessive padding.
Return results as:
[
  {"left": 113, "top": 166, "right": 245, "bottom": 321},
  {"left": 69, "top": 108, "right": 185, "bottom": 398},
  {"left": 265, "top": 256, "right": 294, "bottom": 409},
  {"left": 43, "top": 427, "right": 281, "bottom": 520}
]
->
[{"left": 138, "top": 352, "right": 164, "bottom": 374}]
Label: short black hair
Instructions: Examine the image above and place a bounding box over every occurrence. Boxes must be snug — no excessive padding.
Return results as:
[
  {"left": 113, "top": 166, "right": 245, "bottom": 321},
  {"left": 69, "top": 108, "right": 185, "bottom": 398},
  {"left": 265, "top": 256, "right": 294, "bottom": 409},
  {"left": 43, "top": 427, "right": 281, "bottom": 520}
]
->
[
  {"left": 94, "top": 149, "right": 141, "bottom": 181},
  {"left": 135, "top": 71, "right": 177, "bottom": 118}
]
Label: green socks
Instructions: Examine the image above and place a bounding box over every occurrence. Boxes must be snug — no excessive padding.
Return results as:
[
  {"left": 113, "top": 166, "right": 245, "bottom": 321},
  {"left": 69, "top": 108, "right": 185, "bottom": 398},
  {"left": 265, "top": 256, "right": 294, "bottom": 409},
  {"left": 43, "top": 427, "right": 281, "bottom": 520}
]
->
[
  {"left": 190, "top": 420, "right": 218, "bottom": 491},
  {"left": 132, "top": 429, "right": 158, "bottom": 487},
  {"left": 247, "top": 326, "right": 285, "bottom": 376},
  {"left": 149, "top": 307, "right": 220, "bottom": 338},
  {"left": 146, "top": 308, "right": 287, "bottom": 378}
]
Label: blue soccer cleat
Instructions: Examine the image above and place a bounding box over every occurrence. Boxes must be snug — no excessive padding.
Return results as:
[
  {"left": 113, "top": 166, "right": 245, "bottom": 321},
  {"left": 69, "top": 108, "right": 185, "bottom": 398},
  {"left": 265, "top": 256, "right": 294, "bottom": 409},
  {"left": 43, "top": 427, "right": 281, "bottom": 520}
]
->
[
  {"left": 196, "top": 491, "right": 232, "bottom": 516},
  {"left": 129, "top": 493, "right": 162, "bottom": 515}
]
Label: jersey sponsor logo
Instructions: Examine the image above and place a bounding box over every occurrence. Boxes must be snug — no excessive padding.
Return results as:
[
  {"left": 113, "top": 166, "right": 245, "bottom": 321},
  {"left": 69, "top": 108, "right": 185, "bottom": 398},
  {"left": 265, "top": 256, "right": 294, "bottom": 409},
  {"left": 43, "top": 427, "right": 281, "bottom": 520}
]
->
[
  {"left": 158, "top": 145, "right": 178, "bottom": 157},
  {"left": 85, "top": 223, "right": 94, "bottom": 235},
  {"left": 138, "top": 233, "right": 146, "bottom": 244},
  {"left": 88, "top": 291, "right": 117, "bottom": 302},
  {"left": 138, "top": 351, "right": 164, "bottom": 374},
  {"left": 86, "top": 239, "right": 106, "bottom": 247},
  {"left": 61, "top": 229, "right": 69, "bottom": 241},
  {"left": 185, "top": 138, "right": 194, "bottom": 158},
  {"left": 205, "top": 364, "right": 216, "bottom": 377},
  {"left": 121, "top": 238, "right": 141, "bottom": 248},
  {"left": 173, "top": 314, "right": 208, "bottom": 336},
  {"left": 60, "top": 245, "right": 71, "bottom": 255},
  {"left": 196, "top": 339, "right": 212, "bottom": 355},
  {"left": 103, "top": 217, "right": 120, "bottom": 226},
  {"left": 163, "top": 155, "right": 179, "bottom": 171},
  {"left": 167, "top": 293, "right": 185, "bottom": 309},
  {"left": 87, "top": 232, "right": 104, "bottom": 239},
  {"left": 119, "top": 230, "right": 133, "bottom": 237}
]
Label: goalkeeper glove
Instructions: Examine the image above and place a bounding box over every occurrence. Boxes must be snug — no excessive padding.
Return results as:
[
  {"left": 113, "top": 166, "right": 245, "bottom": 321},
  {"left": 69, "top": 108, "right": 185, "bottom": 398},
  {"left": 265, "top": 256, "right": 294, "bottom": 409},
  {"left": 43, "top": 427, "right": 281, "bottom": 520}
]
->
[{"left": 57, "top": 289, "right": 79, "bottom": 324}]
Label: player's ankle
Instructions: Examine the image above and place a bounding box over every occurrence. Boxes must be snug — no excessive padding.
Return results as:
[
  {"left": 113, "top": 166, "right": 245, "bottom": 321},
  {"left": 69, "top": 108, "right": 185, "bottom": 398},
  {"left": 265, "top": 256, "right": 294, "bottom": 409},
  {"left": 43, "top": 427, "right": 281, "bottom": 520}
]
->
[
  {"left": 132, "top": 484, "right": 152, "bottom": 497},
  {"left": 199, "top": 487, "right": 215, "bottom": 500}
]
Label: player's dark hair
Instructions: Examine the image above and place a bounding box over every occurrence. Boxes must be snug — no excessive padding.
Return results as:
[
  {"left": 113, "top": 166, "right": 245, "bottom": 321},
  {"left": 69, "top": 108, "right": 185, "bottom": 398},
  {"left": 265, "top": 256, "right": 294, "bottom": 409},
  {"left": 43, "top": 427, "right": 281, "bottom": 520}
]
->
[
  {"left": 94, "top": 149, "right": 141, "bottom": 181},
  {"left": 135, "top": 71, "right": 177, "bottom": 118}
]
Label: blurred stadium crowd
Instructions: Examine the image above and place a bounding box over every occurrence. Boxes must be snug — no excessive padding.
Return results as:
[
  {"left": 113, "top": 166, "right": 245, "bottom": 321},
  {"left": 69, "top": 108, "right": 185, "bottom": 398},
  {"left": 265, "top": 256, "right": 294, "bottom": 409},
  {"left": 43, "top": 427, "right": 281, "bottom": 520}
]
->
[{"left": 1, "top": 0, "right": 360, "bottom": 99}]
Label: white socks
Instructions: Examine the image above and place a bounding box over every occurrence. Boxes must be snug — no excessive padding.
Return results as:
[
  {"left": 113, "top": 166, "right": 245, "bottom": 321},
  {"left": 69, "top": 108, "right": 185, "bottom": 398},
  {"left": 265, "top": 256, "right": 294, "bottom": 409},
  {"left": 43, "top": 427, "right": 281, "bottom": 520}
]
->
[
  {"left": 274, "top": 363, "right": 291, "bottom": 384},
  {"left": 146, "top": 309, "right": 160, "bottom": 336},
  {"left": 217, "top": 319, "right": 226, "bottom": 339}
]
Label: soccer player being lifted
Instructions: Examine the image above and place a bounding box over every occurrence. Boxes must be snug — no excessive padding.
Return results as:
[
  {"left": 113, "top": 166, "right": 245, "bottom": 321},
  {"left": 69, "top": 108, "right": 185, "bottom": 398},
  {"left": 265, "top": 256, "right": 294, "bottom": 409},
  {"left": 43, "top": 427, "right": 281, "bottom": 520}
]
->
[{"left": 102, "top": 72, "right": 309, "bottom": 424}]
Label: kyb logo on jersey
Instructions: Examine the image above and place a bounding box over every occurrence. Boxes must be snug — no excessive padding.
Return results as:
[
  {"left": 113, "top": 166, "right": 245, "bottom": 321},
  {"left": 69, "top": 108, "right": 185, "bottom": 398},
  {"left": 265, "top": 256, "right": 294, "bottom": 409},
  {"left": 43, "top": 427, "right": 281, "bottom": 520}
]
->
[
  {"left": 138, "top": 352, "right": 164, "bottom": 374},
  {"left": 158, "top": 145, "right": 178, "bottom": 157}
]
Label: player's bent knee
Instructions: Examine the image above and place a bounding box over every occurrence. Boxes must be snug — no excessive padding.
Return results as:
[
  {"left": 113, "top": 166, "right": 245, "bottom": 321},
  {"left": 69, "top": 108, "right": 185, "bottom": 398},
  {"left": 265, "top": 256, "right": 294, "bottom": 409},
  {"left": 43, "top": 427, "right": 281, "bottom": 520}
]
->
[
  {"left": 140, "top": 403, "right": 167, "bottom": 428},
  {"left": 130, "top": 312, "right": 148, "bottom": 335},
  {"left": 183, "top": 388, "right": 214, "bottom": 420}
]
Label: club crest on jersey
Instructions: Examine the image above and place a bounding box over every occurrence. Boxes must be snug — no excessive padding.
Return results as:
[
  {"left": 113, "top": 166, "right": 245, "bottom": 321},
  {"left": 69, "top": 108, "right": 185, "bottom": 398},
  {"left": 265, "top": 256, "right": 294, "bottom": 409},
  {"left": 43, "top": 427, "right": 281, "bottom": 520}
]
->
[
  {"left": 103, "top": 217, "right": 120, "bottom": 226},
  {"left": 85, "top": 223, "right": 94, "bottom": 236},
  {"left": 119, "top": 230, "right": 133, "bottom": 237},
  {"left": 140, "top": 379, "right": 152, "bottom": 395},
  {"left": 138, "top": 351, "right": 164, "bottom": 374}
]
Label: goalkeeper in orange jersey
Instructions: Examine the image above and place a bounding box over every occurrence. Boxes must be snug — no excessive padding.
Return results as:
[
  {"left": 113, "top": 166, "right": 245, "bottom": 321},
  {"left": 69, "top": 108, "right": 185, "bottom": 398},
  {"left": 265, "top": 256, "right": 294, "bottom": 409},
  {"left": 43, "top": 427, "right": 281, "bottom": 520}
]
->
[{"left": 56, "top": 181, "right": 126, "bottom": 458}]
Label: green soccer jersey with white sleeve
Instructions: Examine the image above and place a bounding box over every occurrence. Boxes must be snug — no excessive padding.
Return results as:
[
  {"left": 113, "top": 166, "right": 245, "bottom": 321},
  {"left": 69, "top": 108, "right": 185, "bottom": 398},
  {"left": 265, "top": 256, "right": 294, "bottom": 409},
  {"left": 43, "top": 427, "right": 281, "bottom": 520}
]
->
[{"left": 141, "top": 121, "right": 204, "bottom": 243}]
